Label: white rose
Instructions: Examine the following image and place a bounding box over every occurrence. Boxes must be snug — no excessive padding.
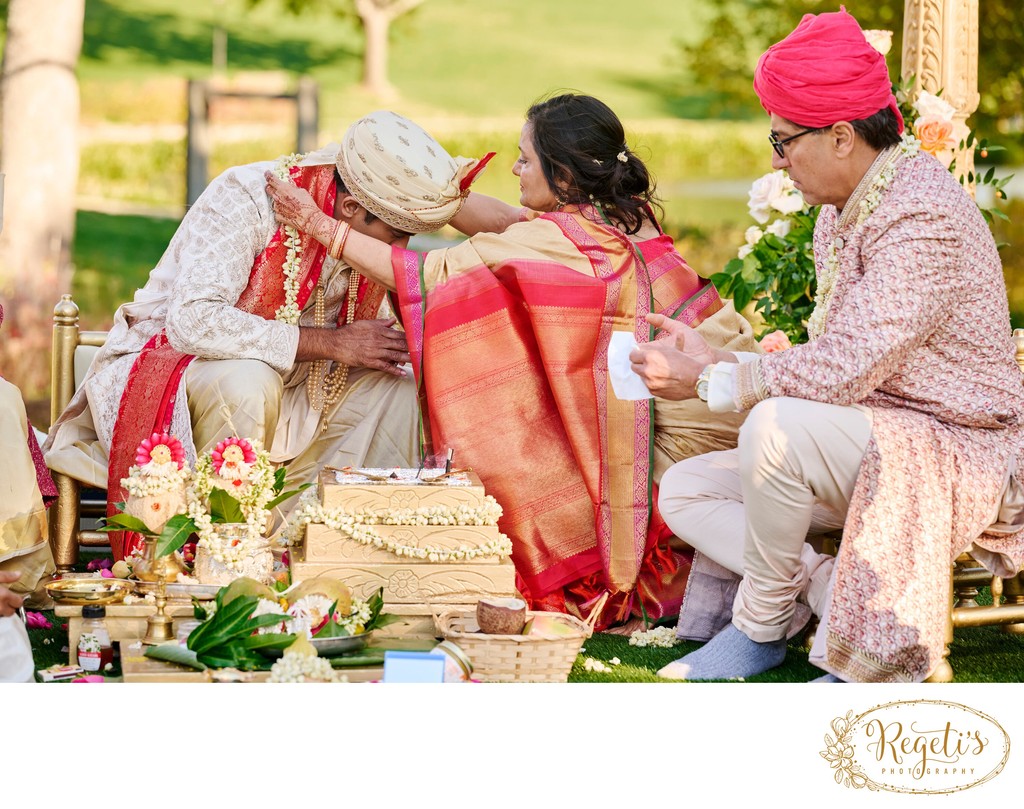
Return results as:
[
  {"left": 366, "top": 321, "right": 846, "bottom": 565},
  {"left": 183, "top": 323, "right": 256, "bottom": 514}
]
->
[
  {"left": 912, "top": 90, "right": 956, "bottom": 123},
  {"left": 747, "top": 171, "right": 783, "bottom": 224},
  {"left": 744, "top": 226, "right": 764, "bottom": 245},
  {"left": 766, "top": 219, "right": 792, "bottom": 238},
  {"left": 771, "top": 173, "right": 805, "bottom": 215},
  {"left": 862, "top": 29, "right": 892, "bottom": 56},
  {"left": 737, "top": 244, "right": 755, "bottom": 260}
]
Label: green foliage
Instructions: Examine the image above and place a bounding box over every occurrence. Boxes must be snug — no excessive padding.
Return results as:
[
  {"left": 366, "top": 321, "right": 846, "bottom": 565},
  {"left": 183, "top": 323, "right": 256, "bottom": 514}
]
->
[
  {"left": 712, "top": 208, "right": 818, "bottom": 343},
  {"left": 677, "top": 0, "right": 1023, "bottom": 160},
  {"left": 186, "top": 591, "right": 296, "bottom": 669}
]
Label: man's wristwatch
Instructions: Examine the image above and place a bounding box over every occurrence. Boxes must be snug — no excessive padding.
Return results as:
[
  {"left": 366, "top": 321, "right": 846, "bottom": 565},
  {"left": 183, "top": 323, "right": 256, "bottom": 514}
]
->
[{"left": 695, "top": 364, "right": 712, "bottom": 402}]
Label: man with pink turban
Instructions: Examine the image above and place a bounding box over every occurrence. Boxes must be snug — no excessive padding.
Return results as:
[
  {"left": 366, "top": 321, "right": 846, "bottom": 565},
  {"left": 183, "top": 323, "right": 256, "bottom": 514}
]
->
[{"left": 631, "top": 8, "right": 1024, "bottom": 682}]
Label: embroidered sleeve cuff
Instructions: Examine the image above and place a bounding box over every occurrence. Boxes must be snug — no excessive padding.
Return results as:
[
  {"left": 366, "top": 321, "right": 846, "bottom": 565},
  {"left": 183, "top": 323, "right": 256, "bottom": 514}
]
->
[{"left": 734, "top": 357, "right": 770, "bottom": 412}]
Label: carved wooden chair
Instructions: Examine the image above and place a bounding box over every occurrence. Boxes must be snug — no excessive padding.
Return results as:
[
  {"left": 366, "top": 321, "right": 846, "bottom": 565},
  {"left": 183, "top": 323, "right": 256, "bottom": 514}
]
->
[
  {"left": 48, "top": 294, "right": 109, "bottom": 574},
  {"left": 929, "top": 328, "right": 1024, "bottom": 682}
]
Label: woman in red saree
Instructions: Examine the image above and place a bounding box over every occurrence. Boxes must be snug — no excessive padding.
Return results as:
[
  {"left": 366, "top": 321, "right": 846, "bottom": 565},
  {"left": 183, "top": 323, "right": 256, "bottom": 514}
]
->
[{"left": 267, "top": 94, "right": 759, "bottom": 627}]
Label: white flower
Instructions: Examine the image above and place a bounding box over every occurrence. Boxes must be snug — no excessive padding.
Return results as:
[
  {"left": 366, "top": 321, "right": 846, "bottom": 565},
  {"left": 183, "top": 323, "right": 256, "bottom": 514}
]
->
[
  {"left": 744, "top": 226, "right": 764, "bottom": 245},
  {"left": 747, "top": 170, "right": 804, "bottom": 223},
  {"left": 628, "top": 626, "right": 680, "bottom": 648},
  {"left": 737, "top": 244, "right": 755, "bottom": 260},
  {"left": 766, "top": 218, "right": 792, "bottom": 238},
  {"left": 862, "top": 29, "right": 892, "bottom": 56},
  {"left": 912, "top": 90, "right": 956, "bottom": 123}
]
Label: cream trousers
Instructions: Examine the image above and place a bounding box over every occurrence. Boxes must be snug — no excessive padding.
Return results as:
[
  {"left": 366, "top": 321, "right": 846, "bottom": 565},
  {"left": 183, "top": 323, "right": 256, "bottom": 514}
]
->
[
  {"left": 660, "top": 397, "right": 873, "bottom": 642},
  {"left": 184, "top": 359, "right": 420, "bottom": 526}
]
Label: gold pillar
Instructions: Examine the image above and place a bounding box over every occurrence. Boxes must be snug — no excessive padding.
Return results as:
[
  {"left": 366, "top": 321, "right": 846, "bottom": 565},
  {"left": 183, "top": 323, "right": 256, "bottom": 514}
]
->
[{"left": 901, "top": 0, "right": 979, "bottom": 190}]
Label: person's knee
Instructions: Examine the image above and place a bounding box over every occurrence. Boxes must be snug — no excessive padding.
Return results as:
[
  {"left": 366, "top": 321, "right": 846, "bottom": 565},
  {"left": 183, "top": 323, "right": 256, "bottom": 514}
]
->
[
  {"left": 738, "top": 398, "right": 803, "bottom": 476},
  {"left": 187, "top": 359, "right": 283, "bottom": 450}
]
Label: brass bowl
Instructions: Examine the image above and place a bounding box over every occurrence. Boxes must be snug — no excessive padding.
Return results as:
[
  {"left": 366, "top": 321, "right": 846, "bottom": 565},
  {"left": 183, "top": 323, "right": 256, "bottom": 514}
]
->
[{"left": 46, "top": 577, "right": 133, "bottom": 606}]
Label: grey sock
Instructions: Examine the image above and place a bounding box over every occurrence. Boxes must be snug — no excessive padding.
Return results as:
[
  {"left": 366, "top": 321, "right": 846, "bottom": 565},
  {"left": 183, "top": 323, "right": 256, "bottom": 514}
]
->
[
  {"left": 657, "top": 624, "right": 786, "bottom": 680},
  {"left": 810, "top": 672, "right": 845, "bottom": 683}
]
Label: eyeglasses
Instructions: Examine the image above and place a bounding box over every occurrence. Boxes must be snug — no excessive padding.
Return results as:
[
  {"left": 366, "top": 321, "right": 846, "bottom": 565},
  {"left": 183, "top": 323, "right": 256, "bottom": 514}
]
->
[{"left": 769, "top": 127, "right": 824, "bottom": 159}]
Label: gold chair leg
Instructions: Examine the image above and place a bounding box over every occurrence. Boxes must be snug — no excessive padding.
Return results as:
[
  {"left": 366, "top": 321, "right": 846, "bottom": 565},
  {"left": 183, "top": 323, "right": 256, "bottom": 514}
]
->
[
  {"left": 926, "top": 563, "right": 955, "bottom": 683},
  {"left": 49, "top": 472, "right": 81, "bottom": 574},
  {"left": 1001, "top": 573, "right": 1024, "bottom": 635}
]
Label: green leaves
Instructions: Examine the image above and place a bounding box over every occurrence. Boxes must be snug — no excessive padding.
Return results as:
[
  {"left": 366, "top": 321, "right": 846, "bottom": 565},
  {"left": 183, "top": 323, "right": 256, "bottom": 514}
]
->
[
  {"left": 154, "top": 513, "right": 198, "bottom": 558},
  {"left": 266, "top": 482, "right": 312, "bottom": 512},
  {"left": 97, "top": 512, "right": 154, "bottom": 536},
  {"left": 713, "top": 208, "right": 819, "bottom": 344},
  {"left": 208, "top": 487, "right": 246, "bottom": 524},
  {"left": 186, "top": 591, "right": 296, "bottom": 670}
]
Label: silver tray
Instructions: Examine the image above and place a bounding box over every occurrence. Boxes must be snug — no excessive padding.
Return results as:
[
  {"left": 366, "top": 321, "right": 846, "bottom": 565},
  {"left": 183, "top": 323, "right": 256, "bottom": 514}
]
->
[
  {"left": 132, "top": 580, "right": 221, "bottom": 601},
  {"left": 261, "top": 632, "right": 371, "bottom": 659}
]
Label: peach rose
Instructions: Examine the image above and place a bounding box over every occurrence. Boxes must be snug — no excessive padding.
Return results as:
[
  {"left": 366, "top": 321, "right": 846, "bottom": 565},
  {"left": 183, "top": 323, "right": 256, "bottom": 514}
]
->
[
  {"left": 759, "top": 330, "right": 792, "bottom": 353},
  {"left": 914, "top": 115, "right": 956, "bottom": 157}
]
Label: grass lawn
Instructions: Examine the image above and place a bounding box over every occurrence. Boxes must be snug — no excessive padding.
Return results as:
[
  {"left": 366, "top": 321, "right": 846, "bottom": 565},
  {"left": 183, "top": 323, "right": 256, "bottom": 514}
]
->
[{"left": 75, "top": 0, "right": 714, "bottom": 126}]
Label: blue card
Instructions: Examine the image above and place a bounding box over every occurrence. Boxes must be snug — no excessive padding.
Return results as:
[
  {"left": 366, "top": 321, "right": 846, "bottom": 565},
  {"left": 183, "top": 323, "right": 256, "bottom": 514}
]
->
[{"left": 382, "top": 650, "right": 447, "bottom": 683}]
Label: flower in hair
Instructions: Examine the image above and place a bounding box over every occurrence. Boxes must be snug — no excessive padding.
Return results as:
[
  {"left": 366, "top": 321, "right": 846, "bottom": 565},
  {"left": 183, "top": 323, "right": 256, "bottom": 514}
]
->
[{"left": 617, "top": 151, "right": 628, "bottom": 163}]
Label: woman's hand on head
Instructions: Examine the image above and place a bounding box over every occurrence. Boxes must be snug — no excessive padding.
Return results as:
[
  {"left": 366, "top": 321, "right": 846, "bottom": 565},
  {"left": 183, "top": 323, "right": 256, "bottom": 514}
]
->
[{"left": 265, "top": 171, "right": 321, "bottom": 232}]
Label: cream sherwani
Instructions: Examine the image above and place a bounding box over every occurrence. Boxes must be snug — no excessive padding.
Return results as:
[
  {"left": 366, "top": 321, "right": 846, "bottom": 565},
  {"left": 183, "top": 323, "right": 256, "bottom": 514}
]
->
[
  {"left": 43, "top": 162, "right": 419, "bottom": 511},
  {"left": 662, "top": 151, "right": 1024, "bottom": 682}
]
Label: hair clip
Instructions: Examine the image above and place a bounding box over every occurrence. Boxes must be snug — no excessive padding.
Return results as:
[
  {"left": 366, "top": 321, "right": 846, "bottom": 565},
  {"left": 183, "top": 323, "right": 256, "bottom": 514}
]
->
[{"left": 617, "top": 151, "right": 628, "bottom": 163}]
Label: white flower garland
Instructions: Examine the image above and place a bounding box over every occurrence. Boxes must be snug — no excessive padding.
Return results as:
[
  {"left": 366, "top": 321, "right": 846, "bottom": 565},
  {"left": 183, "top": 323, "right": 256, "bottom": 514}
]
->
[
  {"left": 285, "top": 489, "right": 513, "bottom": 562},
  {"left": 272, "top": 152, "right": 307, "bottom": 325},
  {"left": 189, "top": 441, "right": 278, "bottom": 572},
  {"left": 268, "top": 654, "right": 344, "bottom": 683},
  {"left": 628, "top": 626, "right": 680, "bottom": 648},
  {"left": 807, "top": 134, "right": 919, "bottom": 341},
  {"left": 121, "top": 462, "right": 191, "bottom": 498}
]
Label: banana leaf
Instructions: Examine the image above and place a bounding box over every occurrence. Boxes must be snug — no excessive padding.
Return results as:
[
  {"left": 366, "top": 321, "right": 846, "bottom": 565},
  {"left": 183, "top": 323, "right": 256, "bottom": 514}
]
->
[{"left": 144, "top": 642, "right": 207, "bottom": 671}]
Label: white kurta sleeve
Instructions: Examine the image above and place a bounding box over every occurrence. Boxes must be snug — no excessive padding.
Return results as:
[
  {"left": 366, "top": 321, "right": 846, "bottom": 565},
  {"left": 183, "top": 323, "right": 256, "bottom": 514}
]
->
[{"left": 164, "top": 167, "right": 299, "bottom": 374}]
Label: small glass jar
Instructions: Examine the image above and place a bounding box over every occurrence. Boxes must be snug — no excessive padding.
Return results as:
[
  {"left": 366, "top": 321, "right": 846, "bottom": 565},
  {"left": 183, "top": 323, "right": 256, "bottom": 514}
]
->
[
  {"left": 78, "top": 605, "right": 114, "bottom": 672},
  {"left": 432, "top": 640, "right": 473, "bottom": 682}
]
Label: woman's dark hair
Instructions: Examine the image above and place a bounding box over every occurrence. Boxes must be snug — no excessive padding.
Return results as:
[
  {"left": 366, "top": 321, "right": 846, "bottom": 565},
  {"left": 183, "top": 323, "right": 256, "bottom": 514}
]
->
[{"left": 525, "top": 93, "right": 660, "bottom": 234}]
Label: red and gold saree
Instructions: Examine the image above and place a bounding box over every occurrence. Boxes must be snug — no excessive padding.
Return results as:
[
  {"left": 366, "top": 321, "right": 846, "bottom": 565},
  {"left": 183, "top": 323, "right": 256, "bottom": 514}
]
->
[{"left": 393, "top": 206, "right": 731, "bottom": 626}]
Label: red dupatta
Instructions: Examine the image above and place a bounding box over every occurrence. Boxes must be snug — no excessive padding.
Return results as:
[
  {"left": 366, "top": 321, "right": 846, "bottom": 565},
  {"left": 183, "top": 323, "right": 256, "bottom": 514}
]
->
[
  {"left": 106, "top": 163, "right": 385, "bottom": 559},
  {"left": 393, "top": 208, "right": 724, "bottom": 626}
]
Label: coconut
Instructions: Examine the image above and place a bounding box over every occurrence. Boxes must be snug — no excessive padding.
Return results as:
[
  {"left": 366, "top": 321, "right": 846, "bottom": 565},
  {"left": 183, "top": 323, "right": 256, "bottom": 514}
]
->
[
  {"left": 123, "top": 489, "right": 186, "bottom": 533},
  {"left": 476, "top": 597, "right": 527, "bottom": 635}
]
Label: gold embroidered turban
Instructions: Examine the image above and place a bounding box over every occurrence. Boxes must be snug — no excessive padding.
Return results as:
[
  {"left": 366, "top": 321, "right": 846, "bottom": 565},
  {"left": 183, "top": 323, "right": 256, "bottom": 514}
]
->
[{"left": 325, "top": 110, "right": 493, "bottom": 234}]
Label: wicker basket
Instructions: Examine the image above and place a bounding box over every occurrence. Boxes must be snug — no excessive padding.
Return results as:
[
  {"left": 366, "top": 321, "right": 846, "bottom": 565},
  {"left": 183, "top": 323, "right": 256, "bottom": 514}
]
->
[{"left": 434, "top": 595, "right": 606, "bottom": 683}]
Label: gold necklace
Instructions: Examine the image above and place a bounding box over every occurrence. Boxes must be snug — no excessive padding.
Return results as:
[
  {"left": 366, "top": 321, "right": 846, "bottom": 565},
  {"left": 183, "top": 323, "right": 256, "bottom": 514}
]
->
[{"left": 306, "top": 267, "right": 361, "bottom": 430}]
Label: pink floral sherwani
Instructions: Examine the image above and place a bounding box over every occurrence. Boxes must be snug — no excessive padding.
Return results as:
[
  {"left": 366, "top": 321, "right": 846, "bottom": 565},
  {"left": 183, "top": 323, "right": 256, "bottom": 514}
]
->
[{"left": 748, "top": 152, "right": 1024, "bottom": 681}]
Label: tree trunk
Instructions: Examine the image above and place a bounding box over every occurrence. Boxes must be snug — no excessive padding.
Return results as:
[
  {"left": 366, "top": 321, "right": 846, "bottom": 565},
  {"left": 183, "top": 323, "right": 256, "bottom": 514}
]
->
[
  {"left": 356, "top": 0, "right": 396, "bottom": 98},
  {"left": 0, "top": 0, "right": 85, "bottom": 397}
]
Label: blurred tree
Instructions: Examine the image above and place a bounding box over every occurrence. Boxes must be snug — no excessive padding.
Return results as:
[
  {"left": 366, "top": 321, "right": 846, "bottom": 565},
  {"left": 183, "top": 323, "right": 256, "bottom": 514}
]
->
[
  {"left": 677, "top": 0, "right": 1022, "bottom": 157},
  {"left": 255, "top": 0, "right": 428, "bottom": 97},
  {"left": 0, "top": 0, "right": 85, "bottom": 396}
]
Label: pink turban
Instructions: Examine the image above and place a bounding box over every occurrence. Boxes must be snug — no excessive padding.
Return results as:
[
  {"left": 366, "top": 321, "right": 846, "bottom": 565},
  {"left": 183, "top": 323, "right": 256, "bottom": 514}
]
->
[{"left": 753, "top": 7, "right": 903, "bottom": 134}]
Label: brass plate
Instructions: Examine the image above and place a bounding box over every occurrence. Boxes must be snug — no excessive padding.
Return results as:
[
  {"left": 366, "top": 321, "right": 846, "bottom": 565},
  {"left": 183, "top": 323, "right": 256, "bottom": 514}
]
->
[{"left": 46, "top": 578, "right": 133, "bottom": 606}]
